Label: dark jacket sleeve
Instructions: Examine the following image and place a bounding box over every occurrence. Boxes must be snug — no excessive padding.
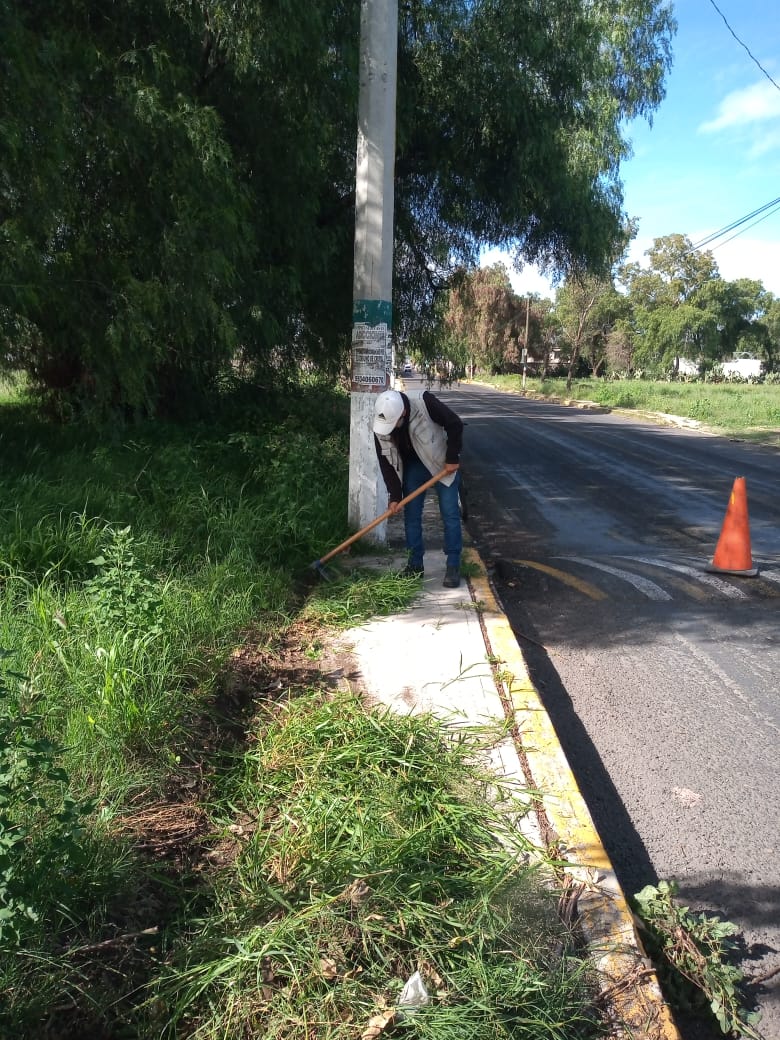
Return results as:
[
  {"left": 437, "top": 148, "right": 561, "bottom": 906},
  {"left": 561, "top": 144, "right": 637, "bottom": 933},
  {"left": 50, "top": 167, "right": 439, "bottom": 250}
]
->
[
  {"left": 422, "top": 391, "right": 463, "bottom": 463},
  {"left": 374, "top": 435, "right": 403, "bottom": 501}
]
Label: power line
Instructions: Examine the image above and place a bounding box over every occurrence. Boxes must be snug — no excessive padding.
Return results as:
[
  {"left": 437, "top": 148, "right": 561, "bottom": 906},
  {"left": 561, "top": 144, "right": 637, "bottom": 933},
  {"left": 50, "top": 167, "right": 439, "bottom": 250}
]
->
[
  {"left": 706, "top": 0, "right": 780, "bottom": 93},
  {"left": 688, "top": 195, "right": 780, "bottom": 252},
  {"left": 683, "top": 7, "right": 780, "bottom": 258},
  {"left": 709, "top": 200, "right": 780, "bottom": 253}
]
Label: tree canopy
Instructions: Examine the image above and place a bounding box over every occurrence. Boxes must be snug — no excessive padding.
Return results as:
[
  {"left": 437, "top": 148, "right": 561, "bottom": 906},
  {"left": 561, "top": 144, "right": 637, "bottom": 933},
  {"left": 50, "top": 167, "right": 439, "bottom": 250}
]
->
[
  {"left": 433, "top": 234, "right": 778, "bottom": 379},
  {"left": 619, "top": 235, "right": 776, "bottom": 371},
  {"left": 554, "top": 275, "right": 628, "bottom": 386},
  {"left": 1, "top": 0, "right": 675, "bottom": 418}
]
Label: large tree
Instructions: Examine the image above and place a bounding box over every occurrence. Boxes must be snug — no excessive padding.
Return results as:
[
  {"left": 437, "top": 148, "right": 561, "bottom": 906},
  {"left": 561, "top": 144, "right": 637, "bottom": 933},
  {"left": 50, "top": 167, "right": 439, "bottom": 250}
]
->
[
  {"left": 1, "top": 1, "right": 362, "bottom": 417},
  {"left": 441, "top": 263, "right": 549, "bottom": 376},
  {"left": 620, "top": 236, "right": 774, "bottom": 372},
  {"left": 554, "top": 275, "right": 627, "bottom": 387},
  {"left": 619, "top": 234, "right": 722, "bottom": 370},
  {"left": 1, "top": 0, "right": 675, "bottom": 418}
]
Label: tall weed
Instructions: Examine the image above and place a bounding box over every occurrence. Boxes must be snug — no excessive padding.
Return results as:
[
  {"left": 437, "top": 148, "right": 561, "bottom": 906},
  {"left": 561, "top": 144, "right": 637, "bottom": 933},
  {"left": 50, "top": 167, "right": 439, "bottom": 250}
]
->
[
  {"left": 0, "top": 384, "right": 603, "bottom": 1039},
  {"left": 0, "top": 652, "right": 99, "bottom": 946},
  {"left": 0, "top": 388, "right": 351, "bottom": 797},
  {"left": 0, "top": 507, "right": 106, "bottom": 580},
  {"left": 154, "top": 692, "right": 598, "bottom": 1040}
]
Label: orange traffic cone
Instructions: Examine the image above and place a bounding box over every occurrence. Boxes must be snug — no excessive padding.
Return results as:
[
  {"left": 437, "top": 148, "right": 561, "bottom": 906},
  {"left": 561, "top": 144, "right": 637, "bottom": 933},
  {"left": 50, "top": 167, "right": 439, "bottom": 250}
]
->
[{"left": 706, "top": 476, "right": 758, "bottom": 576}]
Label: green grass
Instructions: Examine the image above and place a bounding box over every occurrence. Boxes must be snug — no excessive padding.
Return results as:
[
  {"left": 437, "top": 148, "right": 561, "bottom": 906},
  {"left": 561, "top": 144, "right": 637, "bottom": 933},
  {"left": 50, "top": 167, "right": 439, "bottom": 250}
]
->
[
  {"left": 476, "top": 375, "right": 780, "bottom": 445},
  {"left": 0, "top": 373, "right": 25, "bottom": 405},
  {"left": 152, "top": 692, "right": 599, "bottom": 1040},
  {"left": 300, "top": 569, "right": 426, "bottom": 626},
  {"left": 0, "top": 383, "right": 600, "bottom": 1038}
]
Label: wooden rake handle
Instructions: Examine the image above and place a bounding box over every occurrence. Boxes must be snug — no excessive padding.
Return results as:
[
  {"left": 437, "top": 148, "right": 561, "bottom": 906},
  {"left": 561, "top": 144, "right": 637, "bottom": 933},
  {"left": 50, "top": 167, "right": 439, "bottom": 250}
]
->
[{"left": 317, "top": 467, "right": 450, "bottom": 567}]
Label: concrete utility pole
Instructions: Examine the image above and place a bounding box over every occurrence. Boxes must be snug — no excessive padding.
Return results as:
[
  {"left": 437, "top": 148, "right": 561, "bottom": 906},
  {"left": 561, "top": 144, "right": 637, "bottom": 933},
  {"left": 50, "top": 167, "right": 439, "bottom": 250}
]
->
[
  {"left": 522, "top": 294, "right": 530, "bottom": 389},
  {"left": 348, "top": 0, "right": 398, "bottom": 536}
]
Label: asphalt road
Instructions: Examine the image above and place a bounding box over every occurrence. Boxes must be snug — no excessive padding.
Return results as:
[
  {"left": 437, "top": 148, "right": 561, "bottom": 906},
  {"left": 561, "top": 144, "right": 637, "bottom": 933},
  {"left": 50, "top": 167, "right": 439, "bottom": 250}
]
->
[{"left": 435, "top": 380, "right": 780, "bottom": 1040}]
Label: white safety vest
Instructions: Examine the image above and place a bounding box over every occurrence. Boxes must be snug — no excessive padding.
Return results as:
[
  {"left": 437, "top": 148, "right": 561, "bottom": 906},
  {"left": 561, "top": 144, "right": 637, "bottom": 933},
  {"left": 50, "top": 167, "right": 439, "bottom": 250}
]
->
[{"left": 375, "top": 396, "right": 457, "bottom": 486}]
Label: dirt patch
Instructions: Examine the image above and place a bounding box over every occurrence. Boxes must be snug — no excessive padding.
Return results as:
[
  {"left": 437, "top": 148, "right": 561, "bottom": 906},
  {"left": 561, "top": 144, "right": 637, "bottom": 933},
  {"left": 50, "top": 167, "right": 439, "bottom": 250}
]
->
[
  {"left": 124, "top": 619, "right": 365, "bottom": 870},
  {"left": 229, "top": 618, "right": 363, "bottom": 699}
]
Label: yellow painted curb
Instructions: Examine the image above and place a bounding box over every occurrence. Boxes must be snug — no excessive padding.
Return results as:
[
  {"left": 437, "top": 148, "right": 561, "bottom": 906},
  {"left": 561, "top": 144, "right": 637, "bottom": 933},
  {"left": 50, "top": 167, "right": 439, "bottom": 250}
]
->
[{"left": 466, "top": 547, "right": 681, "bottom": 1039}]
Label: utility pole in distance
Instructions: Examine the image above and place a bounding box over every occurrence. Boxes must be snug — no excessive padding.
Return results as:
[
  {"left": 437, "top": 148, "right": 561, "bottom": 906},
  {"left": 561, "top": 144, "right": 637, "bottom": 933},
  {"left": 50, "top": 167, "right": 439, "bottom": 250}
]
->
[
  {"left": 522, "top": 294, "right": 530, "bottom": 389},
  {"left": 349, "top": 0, "right": 398, "bottom": 536}
]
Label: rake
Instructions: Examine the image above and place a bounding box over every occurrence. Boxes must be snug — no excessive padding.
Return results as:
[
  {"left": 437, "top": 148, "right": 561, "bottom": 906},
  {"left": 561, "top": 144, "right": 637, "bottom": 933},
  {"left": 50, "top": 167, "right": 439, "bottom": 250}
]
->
[{"left": 310, "top": 467, "right": 449, "bottom": 580}]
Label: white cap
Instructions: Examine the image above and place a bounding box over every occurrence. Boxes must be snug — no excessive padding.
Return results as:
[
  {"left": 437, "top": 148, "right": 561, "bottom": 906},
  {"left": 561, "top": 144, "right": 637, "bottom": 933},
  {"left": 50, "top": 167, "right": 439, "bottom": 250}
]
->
[{"left": 373, "top": 390, "right": 405, "bottom": 435}]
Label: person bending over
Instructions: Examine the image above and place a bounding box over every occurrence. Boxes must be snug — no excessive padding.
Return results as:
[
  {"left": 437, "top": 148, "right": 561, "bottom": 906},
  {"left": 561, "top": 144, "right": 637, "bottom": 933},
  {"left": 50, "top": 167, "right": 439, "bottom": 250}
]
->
[{"left": 372, "top": 388, "right": 463, "bottom": 588}]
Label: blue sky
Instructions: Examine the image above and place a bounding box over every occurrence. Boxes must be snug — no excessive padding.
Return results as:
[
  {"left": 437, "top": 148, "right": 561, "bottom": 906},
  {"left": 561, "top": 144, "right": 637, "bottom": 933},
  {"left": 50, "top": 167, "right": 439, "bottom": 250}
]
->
[{"left": 484, "top": 0, "right": 780, "bottom": 298}]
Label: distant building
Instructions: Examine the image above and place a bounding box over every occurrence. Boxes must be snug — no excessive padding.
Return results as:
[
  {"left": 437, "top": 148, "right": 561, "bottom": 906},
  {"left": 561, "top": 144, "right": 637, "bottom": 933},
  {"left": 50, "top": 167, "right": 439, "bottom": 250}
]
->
[
  {"left": 717, "top": 353, "right": 765, "bottom": 379},
  {"left": 676, "top": 358, "right": 699, "bottom": 377}
]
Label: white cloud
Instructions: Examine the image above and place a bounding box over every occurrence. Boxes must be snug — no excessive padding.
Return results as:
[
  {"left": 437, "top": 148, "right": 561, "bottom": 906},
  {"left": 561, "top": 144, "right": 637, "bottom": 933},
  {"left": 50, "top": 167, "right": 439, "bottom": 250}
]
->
[
  {"left": 709, "top": 236, "right": 780, "bottom": 295},
  {"left": 625, "top": 235, "right": 655, "bottom": 266},
  {"left": 699, "top": 80, "right": 780, "bottom": 133},
  {"left": 482, "top": 235, "right": 780, "bottom": 299},
  {"left": 748, "top": 126, "right": 780, "bottom": 159}
]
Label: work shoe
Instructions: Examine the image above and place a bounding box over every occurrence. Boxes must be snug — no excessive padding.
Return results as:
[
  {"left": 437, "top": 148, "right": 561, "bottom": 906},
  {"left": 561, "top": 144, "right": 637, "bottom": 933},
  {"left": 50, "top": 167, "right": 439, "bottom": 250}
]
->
[
  {"left": 443, "top": 565, "right": 461, "bottom": 588},
  {"left": 401, "top": 563, "right": 424, "bottom": 578}
]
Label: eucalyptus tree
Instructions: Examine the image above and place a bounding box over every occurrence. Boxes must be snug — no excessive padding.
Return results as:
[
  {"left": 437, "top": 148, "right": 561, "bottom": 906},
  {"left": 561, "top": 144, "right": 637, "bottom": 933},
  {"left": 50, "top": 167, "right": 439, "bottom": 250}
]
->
[
  {"left": 1, "top": 0, "right": 675, "bottom": 419},
  {"left": 554, "top": 275, "right": 627, "bottom": 387}
]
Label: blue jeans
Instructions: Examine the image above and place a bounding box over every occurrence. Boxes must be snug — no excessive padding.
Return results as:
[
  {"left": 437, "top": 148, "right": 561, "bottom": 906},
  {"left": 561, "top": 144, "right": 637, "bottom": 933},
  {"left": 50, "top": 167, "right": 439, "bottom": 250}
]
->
[{"left": 402, "top": 457, "right": 462, "bottom": 570}]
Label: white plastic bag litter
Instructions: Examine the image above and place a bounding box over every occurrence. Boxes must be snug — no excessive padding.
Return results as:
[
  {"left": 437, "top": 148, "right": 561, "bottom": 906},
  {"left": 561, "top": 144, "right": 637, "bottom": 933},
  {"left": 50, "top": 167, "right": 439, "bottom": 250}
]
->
[{"left": 397, "top": 970, "right": 430, "bottom": 1016}]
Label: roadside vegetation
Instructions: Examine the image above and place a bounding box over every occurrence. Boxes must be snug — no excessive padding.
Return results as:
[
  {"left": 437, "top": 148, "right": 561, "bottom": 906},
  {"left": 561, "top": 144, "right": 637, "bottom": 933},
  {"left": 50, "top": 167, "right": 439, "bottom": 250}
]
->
[
  {"left": 2, "top": 372, "right": 770, "bottom": 1038},
  {"left": 1, "top": 0, "right": 673, "bottom": 423},
  {"left": 0, "top": 380, "right": 602, "bottom": 1038},
  {"left": 1, "top": 3, "right": 771, "bottom": 1036},
  {"left": 429, "top": 238, "right": 779, "bottom": 396},
  {"left": 633, "top": 882, "right": 763, "bottom": 1040},
  {"left": 470, "top": 375, "right": 780, "bottom": 447}
]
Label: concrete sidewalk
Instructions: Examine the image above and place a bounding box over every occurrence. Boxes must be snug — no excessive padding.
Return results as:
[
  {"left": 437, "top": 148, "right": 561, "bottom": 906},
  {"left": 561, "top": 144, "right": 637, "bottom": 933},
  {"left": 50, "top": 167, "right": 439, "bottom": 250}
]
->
[{"left": 338, "top": 498, "right": 681, "bottom": 1039}]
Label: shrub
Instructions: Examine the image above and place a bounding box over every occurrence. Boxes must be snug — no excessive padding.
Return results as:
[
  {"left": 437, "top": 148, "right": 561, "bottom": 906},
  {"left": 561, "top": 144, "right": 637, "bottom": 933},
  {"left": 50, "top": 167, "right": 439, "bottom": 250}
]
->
[{"left": 0, "top": 653, "right": 96, "bottom": 947}]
